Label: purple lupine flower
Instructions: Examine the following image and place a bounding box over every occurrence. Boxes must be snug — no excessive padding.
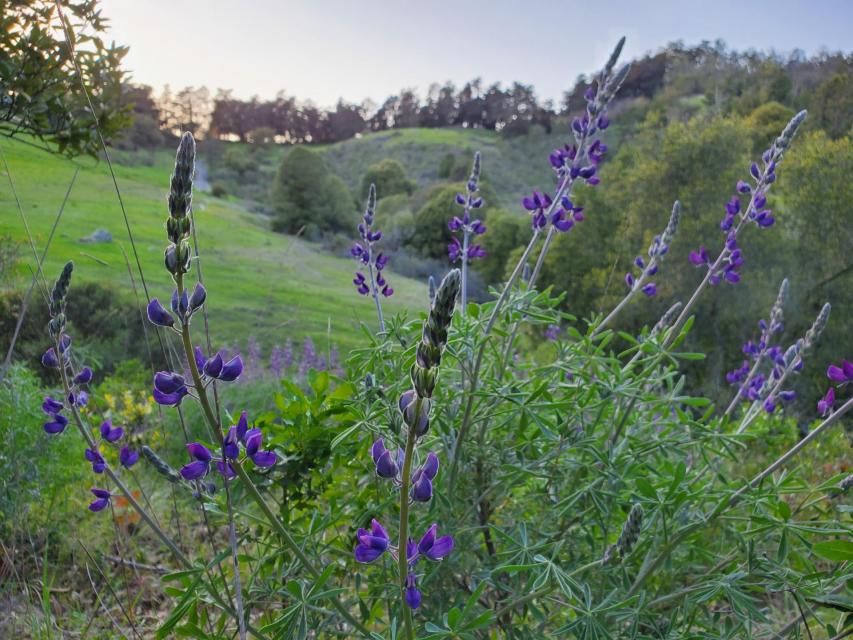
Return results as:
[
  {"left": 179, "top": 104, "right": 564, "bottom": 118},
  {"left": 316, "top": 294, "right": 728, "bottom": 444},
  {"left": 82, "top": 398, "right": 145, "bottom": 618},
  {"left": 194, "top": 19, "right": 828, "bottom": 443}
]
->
[
  {"left": 41, "top": 347, "right": 60, "bottom": 368},
  {"left": 827, "top": 360, "right": 853, "bottom": 383},
  {"left": 180, "top": 443, "right": 213, "bottom": 480},
  {"left": 244, "top": 428, "right": 277, "bottom": 467},
  {"left": 448, "top": 152, "right": 487, "bottom": 266},
  {"left": 405, "top": 573, "right": 421, "bottom": 609},
  {"left": 352, "top": 184, "right": 393, "bottom": 300},
  {"left": 354, "top": 519, "right": 390, "bottom": 563},
  {"left": 188, "top": 283, "right": 206, "bottom": 313},
  {"left": 689, "top": 246, "right": 710, "bottom": 266},
  {"left": 413, "top": 523, "right": 454, "bottom": 562},
  {"left": 100, "top": 420, "right": 124, "bottom": 443},
  {"left": 43, "top": 412, "right": 68, "bottom": 434},
  {"left": 42, "top": 396, "right": 68, "bottom": 434},
  {"left": 146, "top": 298, "right": 175, "bottom": 327},
  {"left": 522, "top": 191, "right": 552, "bottom": 229},
  {"left": 411, "top": 452, "right": 439, "bottom": 502},
  {"left": 194, "top": 349, "right": 244, "bottom": 383},
  {"left": 544, "top": 324, "right": 562, "bottom": 341},
  {"left": 85, "top": 447, "right": 106, "bottom": 474},
  {"left": 153, "top": 385, "right": 189, "bottom": 407},
  {"left": 817, "top": 387, "right": 835, "bottom": 416},
  {"left": 641, "top": 283, "right": 657, "bottom": 297},
  {"left": 687, "top": 111, "right": 807, "bottom": 287},
  {"left": 223, "top": 426, "right": 241, "bottom": 460},
  {"left": 120, "top": 446, "right": 139, "bottom": 468},
  {"left": 88, "top": 488, "right": 111, "bottom": 512},
  {"left": 372, "top": 438, "right": 401, "bottom": 479},
  {"left": 74, "top": 367, "right": 93, "bottom": 384},
  {"left": 155, "top": 371, "right": 186, "bottom": 394}
]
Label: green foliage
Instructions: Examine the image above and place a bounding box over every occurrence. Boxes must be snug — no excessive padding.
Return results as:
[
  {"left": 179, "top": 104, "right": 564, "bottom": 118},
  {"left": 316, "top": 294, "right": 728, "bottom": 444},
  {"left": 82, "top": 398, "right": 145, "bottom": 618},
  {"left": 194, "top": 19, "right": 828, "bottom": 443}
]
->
[
  {"left": 270, "top": 146, "right": 358, "bottom": 237},
  {"left": 360, "top": 159, "right": 416, "bottom": 201},
  {"left": 0, "top": 136, "right": 427, "bottom": 355},
  {"left": 474, "top": 209, "right": 528, "bottom": 285},
  {"left": 410, "top": 182, "right": 497, "bottom": 260},
  {"left": 746, "top": 101, "right": 794, "bottom": 153},
  {"left": 0, "top": 365, "right": 86, "bottom": 536},
  {"left": 811, "top": 73, "right": 853, "bottom": 139},
  {"left": 0, "top": 1, "right": 130, "bottom": 156}
]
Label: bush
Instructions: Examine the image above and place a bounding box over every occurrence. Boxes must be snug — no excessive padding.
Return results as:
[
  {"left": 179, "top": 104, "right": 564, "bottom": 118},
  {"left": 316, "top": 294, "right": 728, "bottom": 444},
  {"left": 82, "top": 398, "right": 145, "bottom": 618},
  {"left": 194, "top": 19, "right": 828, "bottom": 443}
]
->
[
  {"left": 270, "top": 147, "right": 358, "bottom": 237},
  {"left": 409, "top": 181, "right": 498, "bottom": 260},
  {"left": 211, "top": 182, "right": 228, "bottom": 198},
  {"left": 359, "top": 158, "right": 416, "bottom": 201}
]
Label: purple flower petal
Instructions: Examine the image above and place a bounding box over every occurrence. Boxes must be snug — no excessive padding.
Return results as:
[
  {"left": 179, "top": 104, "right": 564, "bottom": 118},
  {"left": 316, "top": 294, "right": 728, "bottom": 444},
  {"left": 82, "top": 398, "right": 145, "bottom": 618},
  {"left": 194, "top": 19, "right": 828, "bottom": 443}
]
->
[
  {"left": 180, "top": 459, "right": 210, "bottom": 480},
  {"left": 354, "top": 544, "right": 385, "bottom": 563},
  {"left": 120, "top": 446, "right": 139, "bottom": 468},
  {"left": 187, "top": 442, "right": 213, "bottom": 462},
  {"left": 218, "top": 355, "right": 244, "bottom": 382},
  {"left": 827, "top": 365, "right": 846, "bottom": 383},
  {"left": 147, "top": 298, "right": 175, "bottom": 327},
  {"left": 251, "top": 451, "right": 277, "bottom": 467}
]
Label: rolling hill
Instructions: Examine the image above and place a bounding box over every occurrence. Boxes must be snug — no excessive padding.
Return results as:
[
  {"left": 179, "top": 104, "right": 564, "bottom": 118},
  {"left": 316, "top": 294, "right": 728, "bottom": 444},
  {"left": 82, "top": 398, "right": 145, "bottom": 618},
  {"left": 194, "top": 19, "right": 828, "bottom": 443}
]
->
[{"left": 0, "top": 137, "right": 427, "bottom": 352}]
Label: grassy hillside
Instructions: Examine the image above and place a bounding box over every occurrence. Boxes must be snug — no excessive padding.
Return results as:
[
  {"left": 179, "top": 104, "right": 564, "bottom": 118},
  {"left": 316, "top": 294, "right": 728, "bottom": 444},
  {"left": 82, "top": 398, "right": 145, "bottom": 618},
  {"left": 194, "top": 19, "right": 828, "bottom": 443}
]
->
[
  {"left": 0, "top": 137, "right": 427, "bottom": 351},
  {"left": 203, "top": 122, "right": 639, "bottom": 213}
]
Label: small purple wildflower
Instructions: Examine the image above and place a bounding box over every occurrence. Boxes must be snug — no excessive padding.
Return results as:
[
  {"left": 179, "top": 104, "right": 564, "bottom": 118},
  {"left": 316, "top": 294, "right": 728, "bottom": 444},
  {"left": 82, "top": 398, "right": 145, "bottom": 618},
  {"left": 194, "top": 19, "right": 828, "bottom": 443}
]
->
[
  {"left": 88, "top": 488, "right": 111, "bottom": 512},
  {"left": 351, "top": 184, "right": 393, "bottom": 313},
  {"left": 448, "top": 152, "right": 486, "bottom": 266}
]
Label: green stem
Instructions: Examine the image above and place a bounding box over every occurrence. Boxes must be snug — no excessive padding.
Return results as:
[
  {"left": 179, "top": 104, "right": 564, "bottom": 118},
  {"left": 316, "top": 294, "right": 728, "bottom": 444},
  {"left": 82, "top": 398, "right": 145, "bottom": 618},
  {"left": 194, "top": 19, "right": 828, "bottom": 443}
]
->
[
  {"left": 448, "top": 228, "right": 541, "bottom": 492},
  {"left": 56, "top": 349, "right": 267, "bottom": 639},
  {"left": 397, "top": 406, "right": 419, "bottom": 640}
]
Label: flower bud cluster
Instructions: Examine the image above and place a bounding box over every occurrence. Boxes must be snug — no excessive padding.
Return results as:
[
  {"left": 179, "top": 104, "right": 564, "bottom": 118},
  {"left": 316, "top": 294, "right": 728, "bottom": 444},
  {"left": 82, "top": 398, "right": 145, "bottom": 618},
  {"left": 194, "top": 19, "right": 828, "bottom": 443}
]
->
[
  {"left": 448, "top": 152, "right": 486, "bottom": 263},
  {"left": 355, "top": 270, "right": 460, "bottom": 610},
  {"left": 603, "top": 503, "right": 644, "bottom": 565},
  {"left": 351, "top": 184, "right": 393, "bottom": 298},
  {"left": 164, "top": 133, "right": 196, "bottom": 277},
  {"left": 689, "top": 111, "right": 807, "bottom": 286}
]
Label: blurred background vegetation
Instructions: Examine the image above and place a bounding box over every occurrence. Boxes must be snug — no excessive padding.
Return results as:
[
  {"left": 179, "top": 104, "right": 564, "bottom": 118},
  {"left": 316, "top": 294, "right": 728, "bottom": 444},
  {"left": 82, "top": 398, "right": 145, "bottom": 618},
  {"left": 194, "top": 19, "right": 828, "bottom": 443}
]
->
[{"left": 1, "top": 3, "right": 851, "bottom": 634}]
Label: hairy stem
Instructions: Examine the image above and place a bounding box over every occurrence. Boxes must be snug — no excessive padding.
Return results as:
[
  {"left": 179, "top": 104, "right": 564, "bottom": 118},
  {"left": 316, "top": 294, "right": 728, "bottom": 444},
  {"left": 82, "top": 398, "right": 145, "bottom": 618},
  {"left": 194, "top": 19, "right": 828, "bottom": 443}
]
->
[
  {"left": 447, "top": 228, "right": 541, "bottom": 491},
  {"left": 397, "top": 403, "right": 419, "bottom": 640}
]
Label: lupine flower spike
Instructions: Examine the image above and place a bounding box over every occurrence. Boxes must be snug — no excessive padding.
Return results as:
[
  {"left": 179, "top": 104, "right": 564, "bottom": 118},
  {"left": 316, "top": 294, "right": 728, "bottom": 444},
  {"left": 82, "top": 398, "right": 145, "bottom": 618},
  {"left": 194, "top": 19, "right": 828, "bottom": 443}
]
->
[
  {"left": 597, "top": 201, "right": 681, "bottom": 334},
  {"left": 355, "top": 270, "right": 459, "bottom": 620},
  {"left": 351, "top": 183, "right": 392, "bottom": 332},
  {"left": 724, "top": 279, "right": 789, "bottom": 416},
  {"left": 688, "top": 111, "right": 807, "bottom": 288},
  {"left": 737, "top": 302, "right": 830, "bottom": 433},
  {"left": 448, "top": 152, "right": 486, "bottom": 313}
]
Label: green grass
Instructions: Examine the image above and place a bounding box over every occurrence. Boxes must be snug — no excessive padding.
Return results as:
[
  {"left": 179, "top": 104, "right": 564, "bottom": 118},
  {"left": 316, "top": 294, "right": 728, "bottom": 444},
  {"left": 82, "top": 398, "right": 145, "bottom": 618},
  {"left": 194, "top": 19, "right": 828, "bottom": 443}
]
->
[{"left": 0, "top": 137, "right": 426, "bottom": 350}]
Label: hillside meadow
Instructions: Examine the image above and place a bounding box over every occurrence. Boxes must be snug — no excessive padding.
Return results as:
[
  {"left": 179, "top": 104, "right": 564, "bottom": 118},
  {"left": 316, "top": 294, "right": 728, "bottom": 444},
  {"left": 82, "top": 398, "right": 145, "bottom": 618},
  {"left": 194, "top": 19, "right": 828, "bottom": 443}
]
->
[{"left": 0, "top": 136, "right": 427, "bottom": 351}]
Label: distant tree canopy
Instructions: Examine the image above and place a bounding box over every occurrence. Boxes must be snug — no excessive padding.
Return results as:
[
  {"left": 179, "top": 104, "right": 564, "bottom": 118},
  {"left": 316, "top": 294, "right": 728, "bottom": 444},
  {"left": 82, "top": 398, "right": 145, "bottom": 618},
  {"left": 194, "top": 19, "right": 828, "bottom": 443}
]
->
[
  {"left": 359, "top": 159, "right": 415, "bottom": 201},
  {"left": 269, "top": 147, "right": 356, "bottom": 237},
  {"left": 107, "top": 40, "right": 851, "bottom": 151},
  {"left": 0, "top": 0, "right": 129, "bottom": 156}
]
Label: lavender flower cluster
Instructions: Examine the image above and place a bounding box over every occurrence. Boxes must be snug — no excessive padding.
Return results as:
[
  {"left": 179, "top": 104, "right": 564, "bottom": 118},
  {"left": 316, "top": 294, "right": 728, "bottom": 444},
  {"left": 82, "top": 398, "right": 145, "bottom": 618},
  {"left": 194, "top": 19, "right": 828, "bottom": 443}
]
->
[
  {"left": 447, "top": 152, "right": 486, "bottom": 264},
  {"left": 624, "top": 201, "right": 682, "bottom": 298},
  {"left": 520, "top": 41, "right": 628, "bottom": 234},
  {"left": 818, "top": 359, "right": 852, "bottom": 416},
  {"left": 354, "top": 270, "right": 460, "bottom": 611},
  {"left": 351, "top": 184, "right": 393, "bottom": 298},
  {"left": 39, "top": 261, "right": 140, "bottom": 512},
  {"left": 689, "top": 110, "right": 807, "bottom": 286}
]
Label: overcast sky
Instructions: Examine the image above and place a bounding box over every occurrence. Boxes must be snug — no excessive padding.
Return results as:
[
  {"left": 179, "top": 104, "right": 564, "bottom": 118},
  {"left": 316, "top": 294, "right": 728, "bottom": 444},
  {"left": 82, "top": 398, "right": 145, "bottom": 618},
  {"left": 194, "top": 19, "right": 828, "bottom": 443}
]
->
[{"left": 101, "top": 0, "right": 852, "bottom": 107}]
